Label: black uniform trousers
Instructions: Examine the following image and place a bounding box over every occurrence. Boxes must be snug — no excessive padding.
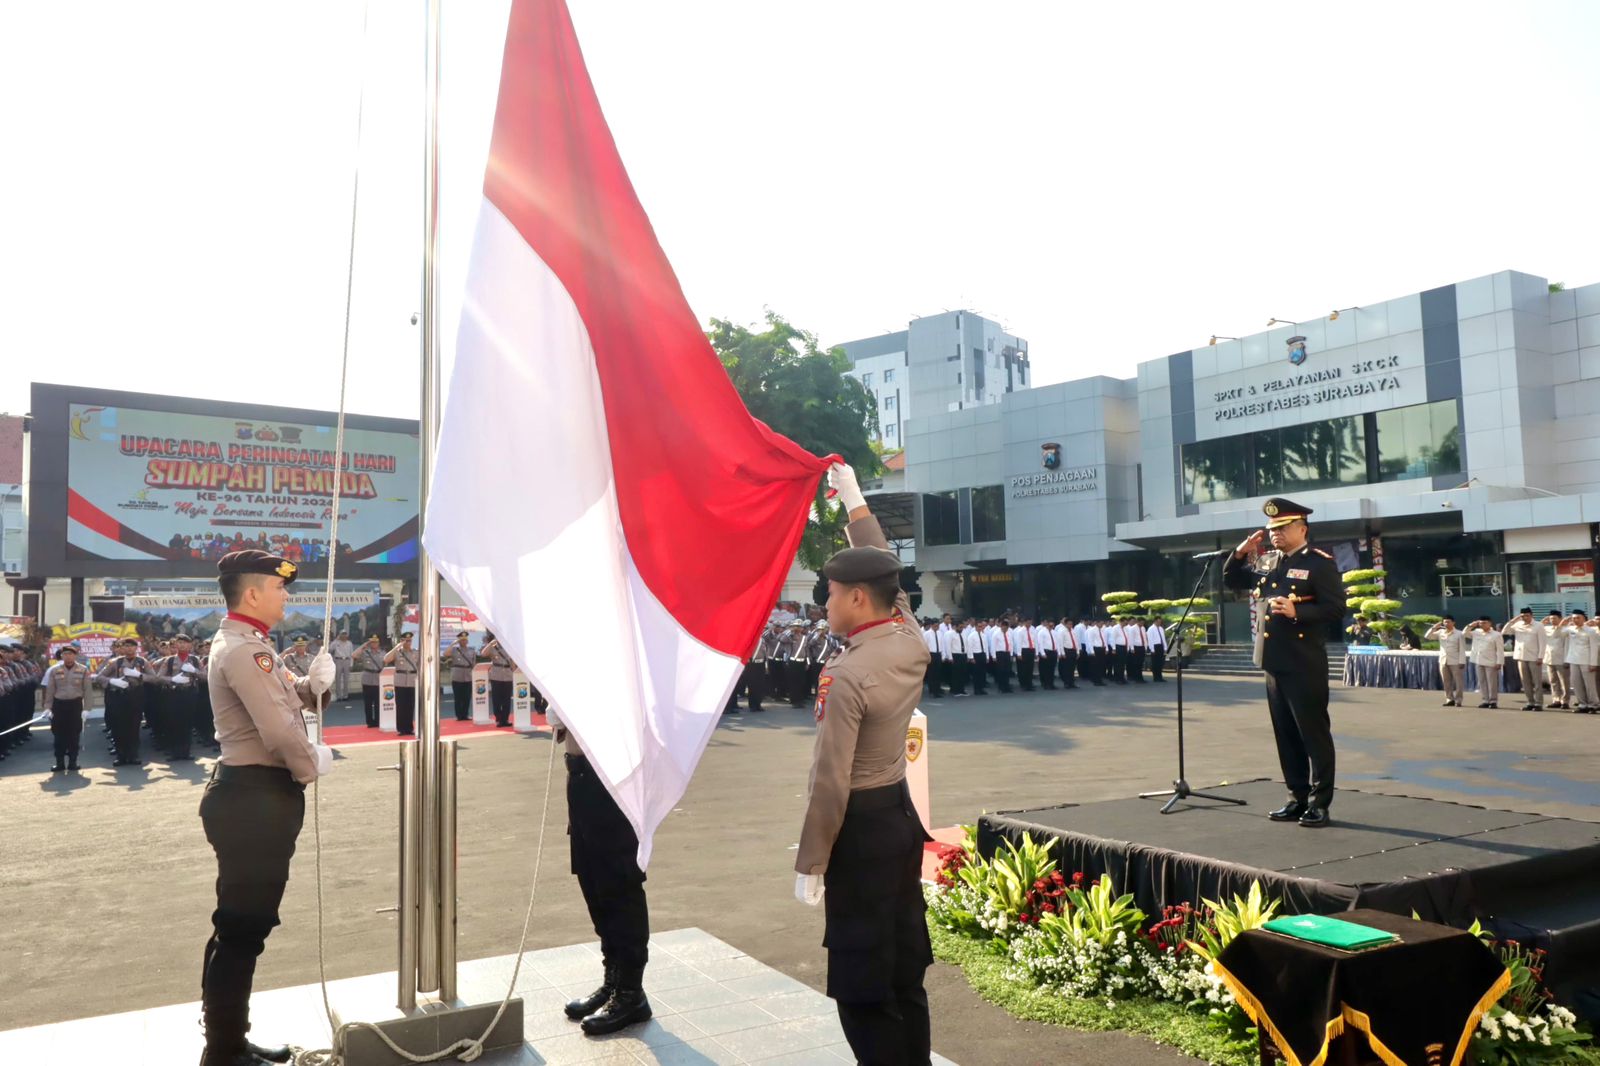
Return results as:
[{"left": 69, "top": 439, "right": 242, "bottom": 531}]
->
[
  {"left": 991, "top": 651, "right": 1012, "bottom": 693},
  {"left": 361, "top": 683, "right": 380, "bottom": 727},
  {"left": 824, "top": 781, "right": 932, "bottom": 1066},
  {"left": 968, "top": 653, "right": 988, "bottom": 695},
  {"left": 1127, "top": 646, "right": 1145, "bottom": 682},
  {"left": 451, "top": 680, "right": 472, "bottom": 721},
  {"left": 1150, "top": 646, "right": 1166, "bottom": 682},
  {"left": 1109, "top": 647, "right": 1126, "bottom": 683},
  {"left": 742, "top": 660, "right": 767, "bottom": 711},
  {"left": 1058, "top": 650, "right": 1078, "bottom": 688},
  {"left": 567, "top": 754, "right": 649, "bottom": 972},
  {"left": 199, "top": 764, "right": 305, "bottom": 1052},
  {"left": 806, "top": 661, "right": 824, "bottom": 701},
  {"left": 786, "top": 660, "right": 809, "bottom": 706},
  {"left": 923, "top": 657, "right": 942, "bottom": 699},
  {"left": 1264, "top": 668, "right": 1335, "bottom": 809},
  {"left": 395, "top": 686, "right": 416, "bottom": 735},
  {"left": 947, "top": 654, "right": 966, "bottom": 695},
  {"left": 50, "top": 698, "right": 84, "bottom": 765},
  {"left": 1039, "top": 650, "right": 1057, "bottom": 689},
  {"left": 106, "top": 688, "right": 142, "bottom": 762},
  {"left": 166, "top": 686, "right": 196, "bottom": 758},
  {"left": 489, "top": 679, "right": 512, "bottom": 726},
  {"left": 1017, "top": 649, "right": 1036, "bottom": 691}
]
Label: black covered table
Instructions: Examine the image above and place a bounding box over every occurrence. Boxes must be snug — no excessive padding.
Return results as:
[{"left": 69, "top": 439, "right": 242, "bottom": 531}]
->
[{"left": 1213, "top": 909, "right": 1509, "bottom": 1066}]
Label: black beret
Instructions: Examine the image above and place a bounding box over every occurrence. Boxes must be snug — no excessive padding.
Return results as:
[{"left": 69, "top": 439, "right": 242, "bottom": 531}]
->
[
  {"left": 218, "top": 549, "right": 298, "bottom": 584},
  {"left": 1262, "top": 497, "right": 1313, "bottom": 529},
  {"left": 822, "top": 546, "right": 901, "bottom": 583}
]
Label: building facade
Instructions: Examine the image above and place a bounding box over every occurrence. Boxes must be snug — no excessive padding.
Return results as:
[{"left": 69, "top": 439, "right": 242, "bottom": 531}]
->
[
  {"left": 840, "top": 310, "right": 1031, "bottom": 449},
  {"left": 904, "top": 271, "right": 1600, "bottom": 633}
]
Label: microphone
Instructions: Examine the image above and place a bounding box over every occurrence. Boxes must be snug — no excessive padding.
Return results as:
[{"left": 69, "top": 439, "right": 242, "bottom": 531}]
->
[{"left": 1190, "top": 548, "right": 1236, "bottom": 561}]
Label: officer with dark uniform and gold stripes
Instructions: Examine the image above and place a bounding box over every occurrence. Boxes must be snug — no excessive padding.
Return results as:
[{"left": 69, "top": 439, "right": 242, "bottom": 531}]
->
[
  {"left": 796, "top": 463, "right": 933, "bottom": 1064},
  {"left": 1223, "top": 497, "right": 1346, "bottom": 828}
]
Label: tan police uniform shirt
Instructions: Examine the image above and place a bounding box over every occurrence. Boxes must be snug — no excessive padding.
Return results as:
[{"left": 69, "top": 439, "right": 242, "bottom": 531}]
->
[
  {"left": 484, "top": 642, "right": 514, "bottom": 682},
  {"left": 209, "top": 616, "right": 321, "bottom": 784},
  {"left": 795, "top": 514, "right": 930, "bottom": 876},
  {"left": 388, "top": 644, "right": 418, "bottom": 688},
  {"left": 356, "top": 644, "right": 385, "bottom": 685},
  {"left": 282, "top": 648, "right": 312, "bottom": 676},
  {"left": 447, "top": 642, "right": 476, "bottom": 682},
  {"left": 43, "top": 661, "right": 91, "bottom": 702}
]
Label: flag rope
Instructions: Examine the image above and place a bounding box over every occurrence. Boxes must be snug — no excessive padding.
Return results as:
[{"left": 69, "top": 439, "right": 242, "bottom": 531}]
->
[{"left": 287, "top": 3, "right": 557, "bottom": 1060}]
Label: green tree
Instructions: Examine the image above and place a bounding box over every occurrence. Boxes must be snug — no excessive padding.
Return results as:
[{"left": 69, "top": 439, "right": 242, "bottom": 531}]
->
[{"left": 710, "top": 312, "right": 882, "bottom": 571}]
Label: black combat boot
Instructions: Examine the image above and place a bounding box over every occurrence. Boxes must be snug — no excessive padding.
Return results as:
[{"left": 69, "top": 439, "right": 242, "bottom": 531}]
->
[
  {"left": 580, "top": 967, "right": 651, "bottom": 1036},
  {"left": 564, "top": 961, "right": 616, "bottom": 1021}
]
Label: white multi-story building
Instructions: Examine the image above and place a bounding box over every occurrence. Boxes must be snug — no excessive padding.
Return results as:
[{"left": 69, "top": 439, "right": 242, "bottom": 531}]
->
[{"left": 839, "top": 310, "right": 1030, "bottom": 450}]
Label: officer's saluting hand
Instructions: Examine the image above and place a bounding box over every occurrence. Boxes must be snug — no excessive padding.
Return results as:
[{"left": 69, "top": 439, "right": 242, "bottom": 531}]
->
[{"left": 796, "top": 462, "right": 934, "bottom": 1065}]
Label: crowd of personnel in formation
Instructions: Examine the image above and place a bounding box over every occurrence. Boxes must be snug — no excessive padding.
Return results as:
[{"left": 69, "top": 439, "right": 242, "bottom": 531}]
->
[
  {"left": 723, "top": 601, "right": 1177, "bottom": 713},
  {"left": 0, "top": 627, "right": 558, "bottom": 774},
  {"left": 1424, "top": 609, "right": 1600, "bottom": 712}
]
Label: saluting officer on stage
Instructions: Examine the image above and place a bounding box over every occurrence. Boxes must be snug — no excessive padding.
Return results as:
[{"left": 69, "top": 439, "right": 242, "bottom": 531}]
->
[
  {"left": 796, "top": 463, "right": 933, "bottom": 1065},
  {"left": 1223, "top": 497, "right": 1345, "bottom": 829},
  {"left": 198, "top": 550, "right": 335, "bottom": 1066},
  {"left": 355, "top": 635, "right": 385, "bottom": 728},
  {"left": 447, "top": 631, "right": 476, "bottom": 722}
]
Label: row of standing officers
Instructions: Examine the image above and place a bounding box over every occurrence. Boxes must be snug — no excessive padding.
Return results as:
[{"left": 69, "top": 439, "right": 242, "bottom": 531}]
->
[{"left": 917, "top": 616, "right": 1171, "bottom": 696}]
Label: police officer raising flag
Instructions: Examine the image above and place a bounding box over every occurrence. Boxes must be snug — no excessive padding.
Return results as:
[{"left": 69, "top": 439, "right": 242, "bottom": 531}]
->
[
  {"left": 1223, "top": 498, "right": 1345, "bottom": 829},
  {"left": 796, "top": 463, "right": 933, "bottom": 1064}
]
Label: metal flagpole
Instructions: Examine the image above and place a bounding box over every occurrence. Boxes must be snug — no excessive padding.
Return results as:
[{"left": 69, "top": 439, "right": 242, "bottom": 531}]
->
[{"left": 403, "top": 0, "right": 450, "bottom": 1001}]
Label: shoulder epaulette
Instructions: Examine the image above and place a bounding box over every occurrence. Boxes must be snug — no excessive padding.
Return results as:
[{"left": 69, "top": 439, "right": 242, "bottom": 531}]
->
[{"left": 1312, "top": 548, "right": 1334, "bottom": 559}]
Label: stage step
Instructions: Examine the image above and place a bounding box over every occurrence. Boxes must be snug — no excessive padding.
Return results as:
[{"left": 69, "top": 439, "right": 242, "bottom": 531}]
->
[{"left": 1186, "top": 643, "right": 1346, "bottom": 680}]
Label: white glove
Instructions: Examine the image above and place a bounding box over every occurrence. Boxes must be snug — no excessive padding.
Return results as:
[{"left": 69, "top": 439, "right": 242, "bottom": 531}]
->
[
  {"left": 122, "top": 668, "right": 141, "bottom": 678},
  {"left": 308, "top": 651, "right": 336, "bottom": 695},
  {"left": 181, "top": 661, "right": 198, "bottom": 674},
  {"left": 171, "top": 674, "right": 190, "bottom": 686},
  {"left": 109, "top": 678, "right": 131, "bottom": 690},
  {"left": 827, "top": 463, "right": 867, "bottom": 514},
  {"left": 313, "top": 743, "right": 334, "bottom": 776},
  {"left": 42, "top": 709, "right": 53, "bottom": 722},
  {"left": 794, "top": 873, "right": 824, "bottom": 906}
]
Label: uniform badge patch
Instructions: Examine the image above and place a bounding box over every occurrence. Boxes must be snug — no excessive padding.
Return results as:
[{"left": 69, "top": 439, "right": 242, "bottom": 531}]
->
[
  {"left": 814, "top": 675, "right": 832, "bottom": 722},
  {"left": 906, "top": 726, "right": 925, "bottom": 762},
  {"left": 1287, "top": 568, "right": 1310, "bottom": 579},
  {"left": 254, "top": 652, "right": 275, "bottom": 673}
]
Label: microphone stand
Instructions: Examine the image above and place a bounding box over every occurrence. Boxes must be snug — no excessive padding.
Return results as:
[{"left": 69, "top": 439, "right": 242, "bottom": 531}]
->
[{"left": 1139, "top": 549, "right": 1249, "bottom": 814}]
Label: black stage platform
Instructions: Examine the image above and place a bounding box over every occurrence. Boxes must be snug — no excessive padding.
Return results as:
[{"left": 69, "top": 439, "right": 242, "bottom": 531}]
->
[{"left": 979, "top": 780, "right": 1600, "bottom": 1016}]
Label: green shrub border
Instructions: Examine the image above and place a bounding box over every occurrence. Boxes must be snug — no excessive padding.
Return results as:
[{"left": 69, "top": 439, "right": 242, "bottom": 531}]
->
[{"left": 930, "top": 922, "right": 1255, "bottom": 1066}]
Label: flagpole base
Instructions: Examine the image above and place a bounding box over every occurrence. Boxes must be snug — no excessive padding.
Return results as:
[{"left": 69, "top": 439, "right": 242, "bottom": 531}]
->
[{"left": 339, "top": 998, "right": 524, "bottom": 1066}]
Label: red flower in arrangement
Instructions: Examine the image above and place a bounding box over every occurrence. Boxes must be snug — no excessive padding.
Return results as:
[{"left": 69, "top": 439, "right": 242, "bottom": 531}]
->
[{"left": 933, "top": 844, "right": 968, "bottom": 888}]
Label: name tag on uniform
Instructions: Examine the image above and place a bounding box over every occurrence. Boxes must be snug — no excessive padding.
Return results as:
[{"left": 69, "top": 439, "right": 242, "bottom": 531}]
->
[{"left": 1287, "top": 568, "right": 1310, "bottom": 579}]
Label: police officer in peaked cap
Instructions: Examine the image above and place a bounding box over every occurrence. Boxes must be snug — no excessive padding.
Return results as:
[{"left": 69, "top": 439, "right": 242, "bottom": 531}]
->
[{"left": 1223, "top": 498, "right": 1346, "bottom": 828}]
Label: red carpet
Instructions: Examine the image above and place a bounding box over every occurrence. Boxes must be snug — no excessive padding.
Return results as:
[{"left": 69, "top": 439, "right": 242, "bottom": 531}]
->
[{"left": 323, "top": 714, "right": 548, "bottom": 747}]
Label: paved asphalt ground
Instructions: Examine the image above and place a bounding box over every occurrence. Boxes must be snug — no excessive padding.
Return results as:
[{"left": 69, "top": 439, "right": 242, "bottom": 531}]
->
[{"left": 4, "top": 675, "right": 1599, "bottom": 1065}]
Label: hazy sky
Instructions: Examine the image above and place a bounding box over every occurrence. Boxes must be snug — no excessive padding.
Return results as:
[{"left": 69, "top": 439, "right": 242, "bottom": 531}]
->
[{"left": 6, "top": 0, "right": 1599, "bottom": 424}]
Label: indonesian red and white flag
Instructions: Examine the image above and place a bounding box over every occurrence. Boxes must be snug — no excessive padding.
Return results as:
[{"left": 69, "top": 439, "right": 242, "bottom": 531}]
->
[{"left": 423, "top": 0, "right": 830, "bottom": 867}]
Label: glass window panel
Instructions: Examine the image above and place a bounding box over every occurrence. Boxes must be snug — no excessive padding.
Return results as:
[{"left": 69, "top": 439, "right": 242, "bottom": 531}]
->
[
  {"left": 922, "top": 491, "right": 959, "bottom": 546},
  {"left": 971, "top": 485, "right": 1006, "bottom": 542},
  {"left": 1254, "top": 431, "right": 1282, "bottom": 495},
  {"left": 1378, "top": 400, "right": 1462, "bottom": 482},
  {"left": 1278, "top": 417, "right": 1365, "bottom": 491},
  {"left": 1182, "top": 438, "right": 1248, "bottom": 504}
]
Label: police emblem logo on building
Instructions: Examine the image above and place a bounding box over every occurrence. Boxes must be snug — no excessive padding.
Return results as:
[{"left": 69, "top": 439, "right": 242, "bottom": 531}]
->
[
  {"left": 1287, "top": 335, "right": 1309, "bottom": 366},
  {"left": 1041, "top": 442, "right": 1062, "bottom": 470}
]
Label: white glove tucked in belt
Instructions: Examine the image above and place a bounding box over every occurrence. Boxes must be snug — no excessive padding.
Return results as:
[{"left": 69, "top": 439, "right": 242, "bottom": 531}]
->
[{"left": 794, "top": 873, "right": 824, "bottom": 906}]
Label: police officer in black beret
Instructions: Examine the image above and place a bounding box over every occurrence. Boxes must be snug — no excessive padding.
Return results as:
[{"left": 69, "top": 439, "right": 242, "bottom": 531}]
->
[
  {"left": 198, "top": 549, "right": 335, "bottom": 1066},
  {"left": 1223, "top": 498, "right": 1346, "bottom": 828},
  {"left": 796, "top": 464, "right": 933, "bottom": 1064}
]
